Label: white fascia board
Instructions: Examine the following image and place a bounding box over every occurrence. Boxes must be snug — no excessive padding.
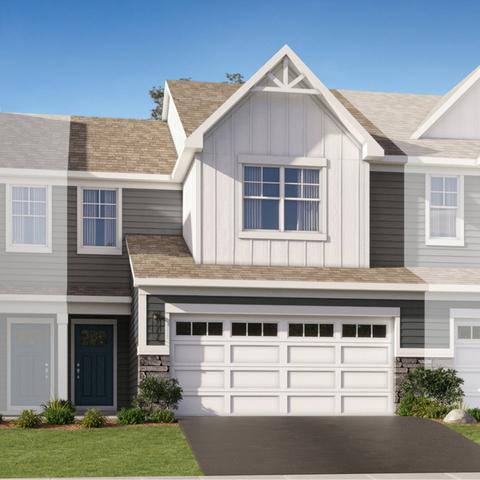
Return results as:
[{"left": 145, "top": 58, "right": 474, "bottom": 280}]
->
[
  {"left": 0, "top": 168, "right": 181, "bottom": 190},
  {"left": 133, "top": 277, "right": 427, "bottom": 292},
  {"left": 172, "top": 45, "right": 384, "bottom": 182},
  {"left": 411, "top": 65, "right": 480, "bottom": 140},
  {"left": 427, "top": 284, "right": 480, "bottom": 293}
]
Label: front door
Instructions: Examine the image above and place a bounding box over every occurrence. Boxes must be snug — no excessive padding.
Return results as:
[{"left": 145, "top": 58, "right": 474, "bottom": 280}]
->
[{"left": 74, "top": 324, "right": 114, "bottom": 406}]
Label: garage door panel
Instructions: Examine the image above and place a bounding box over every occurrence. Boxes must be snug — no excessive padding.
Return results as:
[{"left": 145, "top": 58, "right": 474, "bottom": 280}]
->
[
  {"left": 342, "top": 396, "right": 389, "bottom": 414},
  {"left": 176, "top": 370, "right": 225, "bottom": 389},
  {"left": 174, "top": 345, "right": 224, "bottom": 364},
  {"left": 288, "top": 346, "right": 335, "bottom": 364},
  {"left": 341, "top": 371, "right": 389, "bottom": 390},
  {"left": 341, "top": 346, "right": 389, "bottom": 365},
  {"left": 231, "top": 370, "right": 279, "bottom": 388},
  {"left": 231, "top": 345, "right": 279, "bottom": 363},
  {"left": 288, "top": 370, "right": 336, "bottom": 389},
  {"left": 231, "top": 395, "right": 280, "bottom": 415},
  {"left": 459, "top": 371, "right": 480, "bottom": 393},
  {"left": 456, "top": 347, "right": 480, "bottom": 367},
  {"left": 178, "top": 395, "right": 225, "bottom": 416},
  {"left": 288, "top": 396, "right": 335, "bottom": 415}
]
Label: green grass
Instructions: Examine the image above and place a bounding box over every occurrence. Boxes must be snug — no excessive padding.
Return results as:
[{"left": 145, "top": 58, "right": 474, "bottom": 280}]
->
[
  {"left": 447, "top": 424, "right": 480, "bottom": 446},
  {"left": 0, "top": 425, "right": 202, "bottom": 477}
]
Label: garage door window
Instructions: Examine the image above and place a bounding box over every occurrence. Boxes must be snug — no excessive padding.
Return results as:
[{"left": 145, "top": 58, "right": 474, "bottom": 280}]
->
[
  {"left": 458, "top": 325, "right": 480, "bottom": 340},
  {"left": 288, "top": 323, "right": 334, "bottom": 337},
  {"left": 342, "top": 323, "right": 387, "bottom": 338},
  {"left": 176, "top": 322, "right": 223, "bottom": 336},
  {"left": 231, "top": 322, "right": 278, "bottom": 337}
]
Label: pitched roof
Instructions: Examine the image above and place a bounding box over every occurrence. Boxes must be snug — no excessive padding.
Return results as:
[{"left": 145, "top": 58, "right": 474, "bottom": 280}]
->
[
  {"left": 68, "top": 116, "right": 177, "bottom": 174},
  {"left": 409, "top": 267, "right": 480, "bottom": 285},
  {"left": 167, "top": 80, "right": 240, "bottom": 136},
  {"left": 126, "top": 234, "right": 424, "bottom": 287}
]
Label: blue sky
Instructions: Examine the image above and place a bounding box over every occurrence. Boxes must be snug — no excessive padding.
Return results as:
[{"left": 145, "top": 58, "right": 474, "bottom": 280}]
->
[{"left": 1, "top": 0, "right": 479, "bottom": 118}]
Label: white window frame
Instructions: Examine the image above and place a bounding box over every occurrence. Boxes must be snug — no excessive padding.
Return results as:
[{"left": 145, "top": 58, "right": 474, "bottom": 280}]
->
[
  {"left": 77, "top": 187, "right": 122, "bottom": 255},
  {"left": 5, "top": 184, "right": 52, "bottom": 253},
  {"left": 425, "top": 174, "right": 464, "bottom": 247},
  {"left": 238, "top": 155, "right": 328, "bottom": 241}
]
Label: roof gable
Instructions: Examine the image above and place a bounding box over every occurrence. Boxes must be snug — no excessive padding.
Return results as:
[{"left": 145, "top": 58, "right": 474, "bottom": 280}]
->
[{"left": 411, "top": 65, "right": 480, "bottom": 140}]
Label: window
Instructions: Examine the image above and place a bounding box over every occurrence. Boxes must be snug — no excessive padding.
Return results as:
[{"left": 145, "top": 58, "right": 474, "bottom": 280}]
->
[
  {"left": 342, "top": 323, "right": 387, "bottom": 339},
  {"left": 243, "top": 165, "right": 323, "bottom": 234},
  {"left": 176, "top": 321, "right": 223, "bottom": 336},
  {"left": 426, "top": 175, "right": 463, "bottom": 246},
  {"left": 231, "top": 322, "right": 278, "bottom": 337},
  {"left": 458, "top": 325, "right": 480, "bottom": 340},
  {"left": 6, "top": 185, "right": 51, "bottom": 253},
  {"left": 78, "top": 188, "right": 122, "bottom": 254},
  {"left": 288, "top": 323, "right": 334, "bottom": 338}
]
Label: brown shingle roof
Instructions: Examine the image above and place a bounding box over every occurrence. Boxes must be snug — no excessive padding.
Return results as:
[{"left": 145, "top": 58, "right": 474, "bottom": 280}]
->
[
  {"left": 69, "top": 116, "right": 177, "bottom": 174},
  {"left": 126, "top": 234, "right": 425, "bottom": 286},
  {"left": 167, "top": 80, "right": 240, "bottom": 135},
  {"left": 409, "top": 267, "right": 480, "bottom": 285}
]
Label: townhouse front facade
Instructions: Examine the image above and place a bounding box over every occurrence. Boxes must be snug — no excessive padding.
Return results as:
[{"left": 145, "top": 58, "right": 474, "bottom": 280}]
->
[{"left": 2, "top": 45, "right": 480, "bottom": 416}]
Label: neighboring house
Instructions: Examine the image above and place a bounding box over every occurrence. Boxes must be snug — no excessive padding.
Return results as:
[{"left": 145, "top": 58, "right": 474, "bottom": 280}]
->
[{"left": 1, "top": 45, "right": 480, "bottom": 416}]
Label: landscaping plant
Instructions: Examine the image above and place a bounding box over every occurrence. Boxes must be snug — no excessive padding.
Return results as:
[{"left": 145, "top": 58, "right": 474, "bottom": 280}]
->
[
  {"left": 82, "top": 408, "right": 107, "bottom": 428},
  {"left": 42, "top": 399, "right": 75, "bottom": 425},
  {"left": 135, "top": 376, "right": 183, "bottom": 413},
  {"left": 148, "top": 408, "right": 176, "bottom": 423},
  {"left": 16, "top": 409, "right": 42, "bottom": 429},
  {"left": 117, "top": 407, "right": 146, "bottom": 425},
  {"left": 467, "top": 408, "right": 480, "bottom": 422},
  {"left": 398, "top": 394, "right": 449, "bottom": 419}
]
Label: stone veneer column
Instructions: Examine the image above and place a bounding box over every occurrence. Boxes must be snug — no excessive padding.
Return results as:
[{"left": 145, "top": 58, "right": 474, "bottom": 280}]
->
[
  {"left": 395, "top": 357, "right": 425, "bottom": 405},
  {"left": 138, "top": 355, "right": 170, "bottom": 382}
]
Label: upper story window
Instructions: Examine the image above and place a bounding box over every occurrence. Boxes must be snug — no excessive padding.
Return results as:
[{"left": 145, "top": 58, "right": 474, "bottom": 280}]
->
[
  {"left": 243, "top": 165, "right": 322, "bottom": 233},
  {"left": 426, "top": 175, "right": 464, "bottom": 246},
  {"left": 6, "top": 185, "right": 52, "bottom": 253},
  {"left": 77, "top": 187, "right": 122, "bottom": 255}
]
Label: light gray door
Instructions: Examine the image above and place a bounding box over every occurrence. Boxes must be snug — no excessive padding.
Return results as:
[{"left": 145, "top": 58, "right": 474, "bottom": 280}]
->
[{"left": 10, "top": 322, "right": 51, "bottom": 407}]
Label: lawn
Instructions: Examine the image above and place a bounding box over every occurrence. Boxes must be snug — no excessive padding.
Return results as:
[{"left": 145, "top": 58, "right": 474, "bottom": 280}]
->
[
  {"left": 448, "top": 423, "right": 480, "bottom": 446},
  {"left": 0, "top": 425, "right": 202, "bottom": 477}
]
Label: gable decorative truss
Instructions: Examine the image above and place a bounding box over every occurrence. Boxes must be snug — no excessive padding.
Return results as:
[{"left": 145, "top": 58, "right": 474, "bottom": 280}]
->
[
  {"left": 171, "top": 45, "right": 384, "bottom": 182},
  {"left": 411, "top": 65, "right": 480, "bottom": 140}
]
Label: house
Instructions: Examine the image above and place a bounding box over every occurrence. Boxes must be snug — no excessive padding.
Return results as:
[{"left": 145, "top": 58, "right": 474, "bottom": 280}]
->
[{"left": 1, "top": 45, "right": 480, "bottom": 416}]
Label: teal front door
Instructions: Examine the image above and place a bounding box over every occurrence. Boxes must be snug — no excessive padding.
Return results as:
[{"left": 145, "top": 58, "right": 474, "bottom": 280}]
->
[{"left": 74, "top": 324, "right": 114, "bottom": 406}]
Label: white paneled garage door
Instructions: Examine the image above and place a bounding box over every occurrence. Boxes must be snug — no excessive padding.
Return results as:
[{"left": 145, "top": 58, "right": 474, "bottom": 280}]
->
[
  {"left": 171, "top": 315, "right": 395, "bottom": 416},
  {"left": 455, "top": 320, "right": 480, "bottom": 408}
]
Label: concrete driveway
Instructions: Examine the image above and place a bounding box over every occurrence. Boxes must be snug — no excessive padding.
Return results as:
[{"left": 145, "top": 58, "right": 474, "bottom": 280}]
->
[{"left": 179, "top": 416, "right": 480, "bottom": 476}]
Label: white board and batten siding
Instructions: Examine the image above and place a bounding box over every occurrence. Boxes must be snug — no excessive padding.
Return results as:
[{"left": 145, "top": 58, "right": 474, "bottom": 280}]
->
[
  {"left": 171, "top": 315, "right": 395, "bottom": 416},
  {"left": 184, "top": 91, "right": 369, "bottom": 267}
]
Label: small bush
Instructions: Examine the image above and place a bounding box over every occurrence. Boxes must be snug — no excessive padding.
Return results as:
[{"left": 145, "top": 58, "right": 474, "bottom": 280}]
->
[
  {"left": 148, "top": 409, "right": 176, "bottom": 423},
  {"left": 467, "top": 408, "right": 480, "bottom": 422},
  {"left": 397, "top": 394, "right": 449, "bottom": 419},
  {"left": 135, "top": 376, "right": 183, "bottom": 413},
  {"left": 397, "top": 394, "right": 417, "bottom": 416},
  {"left": 16, "top": 409, "right": 42, "bottom": 429},
  {"left": 82, "top": 409, "right": 106, "bottom": 428},
  {"left": 42, "top": 399, "right": 75, "bottom": 425},
  {"left": 0, "top": 414, "right": 3, "bottom": 423},
  {"left": 400, "top": 367, "right": 464, "bottom": 406},
  {"left": 117, "top": 407, "right": 145, "bottom": 425}
]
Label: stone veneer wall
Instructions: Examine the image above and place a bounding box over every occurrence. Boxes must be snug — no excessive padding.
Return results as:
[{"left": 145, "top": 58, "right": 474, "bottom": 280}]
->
[
  {"left": 395, "top": 357, "right": 425, "bottom": 405},
  {"left": 138, "top": 355, "right": 170, "bottom": 382}
]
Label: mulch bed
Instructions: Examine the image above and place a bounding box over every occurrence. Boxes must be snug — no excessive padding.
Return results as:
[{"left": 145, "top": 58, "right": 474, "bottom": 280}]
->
[{"left": 0, "top": 421, "right": 176, "bottom": 430}]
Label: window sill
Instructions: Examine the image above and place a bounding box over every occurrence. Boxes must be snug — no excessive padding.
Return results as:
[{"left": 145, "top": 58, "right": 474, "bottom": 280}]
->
[
  {"left": 77, "top": 245, "right": 123, "bottom": 255},
  {"left": 239, "top": 230, "right": 327, "bottom": 241},
  {"left": 6, "top": 244, "right": 52, "bottom": 254},
  {"left": 425, "top": 238, "right": 465, "bottom": 247}
]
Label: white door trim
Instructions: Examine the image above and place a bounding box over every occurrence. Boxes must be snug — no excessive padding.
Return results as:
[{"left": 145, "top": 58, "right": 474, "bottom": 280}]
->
[
  {"left": 6, "top": 317, "right": 55, "bottom": 413},
  {"left": 70, "top": 318, "right": 117, "bottom": 412}
]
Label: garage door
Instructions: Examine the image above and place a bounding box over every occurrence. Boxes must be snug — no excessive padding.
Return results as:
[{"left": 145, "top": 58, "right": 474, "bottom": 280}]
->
[
  {"left": 455, "top": 320, "right": 480, "bottom": 408},
  {"left": 171, "top": 315, "right": 394, "bottom": 416}
]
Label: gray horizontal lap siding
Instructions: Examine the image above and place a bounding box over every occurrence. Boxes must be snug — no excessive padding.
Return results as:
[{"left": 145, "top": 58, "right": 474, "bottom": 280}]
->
[
  {"left": 67, "top": 187, "right": 182, "bottom": 295},
  {"left": 0, "top": 184, "right": 68, "bottom": 294}
]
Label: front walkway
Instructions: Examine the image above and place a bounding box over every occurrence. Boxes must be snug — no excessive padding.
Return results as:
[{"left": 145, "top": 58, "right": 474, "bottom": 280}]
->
[{"left": 179, "top": 416, "right": 480, "bottom": 476}]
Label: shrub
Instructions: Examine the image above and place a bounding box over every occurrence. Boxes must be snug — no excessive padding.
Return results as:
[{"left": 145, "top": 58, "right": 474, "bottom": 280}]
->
[
  {"left": 397, "top": 394, "right": 449, "bottom": 419},
  {"left": 397, "top": 393, "right": 417, "bottom": 416},
  {"left": 0, "top": 414, "right": 3, "bottom": 423},
  {"left": 82, "top": 409, "right": 106, "bottom": 428},
  {"left": 135, "top": 376, "right": 183, "bottom": 413},
  {"left": 16, "top": 409, "right": 42, "bottom": 429},
  {"left": 42, "top": 399, "right": 75, "bottom": 425},
  {"left": 400, "top": 367, "right": 464, "bottom": 406},
  {"left": 467, "top": 408, "right": 480, "bottom": 422},
  {"left": 117, "top": 407, "right": 145, "bottom": 425},
  {"left": 148, "top": 409, "right": 176, "bottom": 423}
]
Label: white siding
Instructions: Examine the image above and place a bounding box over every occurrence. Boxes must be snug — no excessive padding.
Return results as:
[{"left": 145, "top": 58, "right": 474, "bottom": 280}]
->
[
  {"left": 183, "top": 160, "right": 200, "bottom": 260},
  {"left": 165, "top": 88, "right": 187, "bottom": 154},
  {"left": 426, "top": 79, "right": 480, "bottom": 140},
  {"left": 196, "top": 91, "right": 368, "bottom": 267}
]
